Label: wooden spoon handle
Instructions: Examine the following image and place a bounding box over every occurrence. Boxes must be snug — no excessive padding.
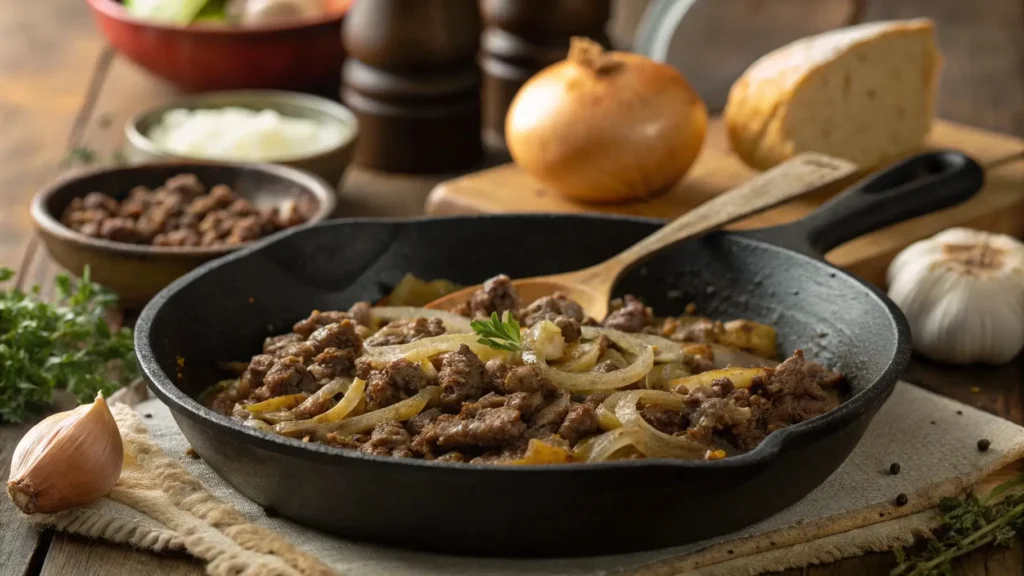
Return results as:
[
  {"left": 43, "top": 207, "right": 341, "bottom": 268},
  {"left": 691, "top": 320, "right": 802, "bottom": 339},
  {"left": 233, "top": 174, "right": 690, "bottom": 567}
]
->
[{"left": 576, "top": 152, "right": 859, "bottom": 288}]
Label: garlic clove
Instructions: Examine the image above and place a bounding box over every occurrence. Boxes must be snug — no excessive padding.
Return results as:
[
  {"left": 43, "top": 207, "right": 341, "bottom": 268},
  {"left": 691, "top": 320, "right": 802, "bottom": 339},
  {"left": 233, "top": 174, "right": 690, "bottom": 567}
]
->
[
  {"left": 887, "top": 227, "right": 1024, "bottom": 365},
  {"left": 7, "top": 394, "right": 124, "bottom": 515}
]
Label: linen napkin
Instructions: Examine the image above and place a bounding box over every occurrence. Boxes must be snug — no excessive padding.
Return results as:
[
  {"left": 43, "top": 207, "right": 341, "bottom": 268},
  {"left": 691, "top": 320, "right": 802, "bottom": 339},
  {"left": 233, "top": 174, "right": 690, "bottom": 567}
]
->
[{"left": 28, "top": 382, "right": 1024, "bottom": 576}]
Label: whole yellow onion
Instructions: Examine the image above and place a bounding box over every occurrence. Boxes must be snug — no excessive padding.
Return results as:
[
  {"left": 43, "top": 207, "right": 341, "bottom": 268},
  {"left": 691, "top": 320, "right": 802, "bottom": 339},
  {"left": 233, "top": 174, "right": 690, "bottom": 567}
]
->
[{"left": 505, "top": 37, "right": 707, "bottom": 204}]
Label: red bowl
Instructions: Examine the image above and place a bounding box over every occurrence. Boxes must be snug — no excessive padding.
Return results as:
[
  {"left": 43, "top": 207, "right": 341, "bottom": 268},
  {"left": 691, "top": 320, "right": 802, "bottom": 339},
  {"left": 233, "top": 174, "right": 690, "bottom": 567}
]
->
[{"left": 86, "top": 0, "right": 351, "bottom": 92}]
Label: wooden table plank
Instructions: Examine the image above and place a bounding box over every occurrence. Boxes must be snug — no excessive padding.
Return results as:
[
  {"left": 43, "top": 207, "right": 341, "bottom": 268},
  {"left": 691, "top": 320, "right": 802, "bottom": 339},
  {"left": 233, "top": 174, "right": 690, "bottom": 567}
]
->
[
  {"left": 0, "top": 2, "right": 108, "bottom": 275},
  {"left": 40, "top": 534, "right": 202, "bottom": 576},
  {"left": 0, "top": 423, "right": 49, "bottom": 576}
]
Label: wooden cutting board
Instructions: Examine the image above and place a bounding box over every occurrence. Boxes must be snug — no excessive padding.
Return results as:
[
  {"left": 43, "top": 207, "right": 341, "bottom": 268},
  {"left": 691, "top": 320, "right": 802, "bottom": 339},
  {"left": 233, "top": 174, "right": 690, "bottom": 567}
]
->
[{"left": 426, "top": 118, "right": 1024, "bottom": 287}]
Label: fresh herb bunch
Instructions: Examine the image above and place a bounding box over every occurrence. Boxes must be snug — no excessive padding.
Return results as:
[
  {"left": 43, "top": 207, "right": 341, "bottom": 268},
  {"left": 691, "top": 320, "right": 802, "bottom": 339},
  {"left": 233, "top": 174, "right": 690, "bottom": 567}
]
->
[
  {"left": 471, "top": 311, "right": 522, "bottom": 352},
  {"left": 0, "top": 267, "right": 138, "bottom": 423},
  {"left": 892, "top": 474, "right": 1024, "bottom": 575}
]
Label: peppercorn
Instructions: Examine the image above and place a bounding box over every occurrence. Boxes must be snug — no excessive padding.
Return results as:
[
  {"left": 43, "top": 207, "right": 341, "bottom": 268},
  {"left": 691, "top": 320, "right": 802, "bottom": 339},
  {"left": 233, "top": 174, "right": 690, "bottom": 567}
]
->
[
  {"left": 889, "top": 462, "right": 901, "bottom": 475},
  {"left": 896, "top": 493, "right": 908, "bottom": 506},
  {"left": 977, "top": 439, "right": 991, "bottom": 452}
]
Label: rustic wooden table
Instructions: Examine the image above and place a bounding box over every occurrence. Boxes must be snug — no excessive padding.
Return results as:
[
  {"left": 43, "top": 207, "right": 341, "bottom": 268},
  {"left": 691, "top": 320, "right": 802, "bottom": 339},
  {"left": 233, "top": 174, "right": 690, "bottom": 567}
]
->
[{"left": 1, "top": 1, "right": 1022, "bottom": 575}]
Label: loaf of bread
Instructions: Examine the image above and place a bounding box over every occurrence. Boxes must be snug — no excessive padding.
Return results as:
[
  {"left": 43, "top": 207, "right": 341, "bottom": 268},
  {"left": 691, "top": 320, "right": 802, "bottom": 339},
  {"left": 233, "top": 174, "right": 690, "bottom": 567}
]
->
[{"left": 724, "top": 19, "right": 940, "bottom": 170}]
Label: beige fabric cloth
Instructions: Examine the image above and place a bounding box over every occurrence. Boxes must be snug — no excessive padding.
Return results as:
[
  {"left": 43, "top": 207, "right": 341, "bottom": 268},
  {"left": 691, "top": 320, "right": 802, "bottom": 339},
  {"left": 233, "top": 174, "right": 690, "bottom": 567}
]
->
[{"left": 29, "top": 382, "right": 1024, "bottom": 576}]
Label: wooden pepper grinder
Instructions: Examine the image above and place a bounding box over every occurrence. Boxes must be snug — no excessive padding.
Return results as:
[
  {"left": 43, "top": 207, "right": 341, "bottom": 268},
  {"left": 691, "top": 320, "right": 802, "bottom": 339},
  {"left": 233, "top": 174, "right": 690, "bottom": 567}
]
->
[
  {"left": 480, "top": 0, "right": 611, "bottom": 150},
  {"left": 342, "top": 0, "right": 482, "bottom": 173}
]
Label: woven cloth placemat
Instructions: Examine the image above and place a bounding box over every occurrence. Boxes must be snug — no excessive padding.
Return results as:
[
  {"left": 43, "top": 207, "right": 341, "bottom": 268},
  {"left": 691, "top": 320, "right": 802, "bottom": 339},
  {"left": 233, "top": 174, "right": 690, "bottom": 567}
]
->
[{"left": 29, "top": 381, "right": 1024, "bottom": 576}]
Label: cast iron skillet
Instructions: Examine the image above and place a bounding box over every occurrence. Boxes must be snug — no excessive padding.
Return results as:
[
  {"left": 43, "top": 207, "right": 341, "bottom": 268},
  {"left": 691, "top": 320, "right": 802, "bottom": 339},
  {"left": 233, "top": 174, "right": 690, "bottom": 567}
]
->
[{"left": 136, "top": 151, "right": 983, "bottom": 557}]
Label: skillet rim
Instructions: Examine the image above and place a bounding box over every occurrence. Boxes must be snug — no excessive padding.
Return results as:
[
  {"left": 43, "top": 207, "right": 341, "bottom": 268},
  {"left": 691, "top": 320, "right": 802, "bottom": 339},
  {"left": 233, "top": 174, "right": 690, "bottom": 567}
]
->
[{"left": 135, "top": 213, "right": 910, "bottom": 473}]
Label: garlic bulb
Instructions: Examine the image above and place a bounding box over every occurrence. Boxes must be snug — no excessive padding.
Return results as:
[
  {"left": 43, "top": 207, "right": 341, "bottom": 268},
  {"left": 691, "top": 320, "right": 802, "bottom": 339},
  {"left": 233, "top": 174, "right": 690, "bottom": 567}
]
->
[
  {"left": 887, "top": 228, "right": 1024, "bottom": 365},
  {"left": 7, "top": 394, "right": 123, "bottom": 514}
]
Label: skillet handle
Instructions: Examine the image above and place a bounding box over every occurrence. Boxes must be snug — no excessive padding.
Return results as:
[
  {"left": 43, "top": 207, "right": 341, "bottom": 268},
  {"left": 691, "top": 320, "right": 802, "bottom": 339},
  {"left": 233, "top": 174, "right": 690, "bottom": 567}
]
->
[{"left": 744, "top": 150, "right": 985, "bottom": 258}]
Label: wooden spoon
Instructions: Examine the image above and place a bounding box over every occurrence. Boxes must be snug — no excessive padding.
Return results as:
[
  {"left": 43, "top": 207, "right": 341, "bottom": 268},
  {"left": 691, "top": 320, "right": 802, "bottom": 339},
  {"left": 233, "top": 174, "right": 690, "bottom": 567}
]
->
[{"left": 425, "top": 153, "right": 859, "bottom": 320}]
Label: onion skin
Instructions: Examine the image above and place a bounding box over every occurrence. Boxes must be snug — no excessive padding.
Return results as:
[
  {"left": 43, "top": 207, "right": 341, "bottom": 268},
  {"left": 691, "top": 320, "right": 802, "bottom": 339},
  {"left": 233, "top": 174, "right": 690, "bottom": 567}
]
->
[{"left": 506, "top": 37, "right": 707, "bottom": 204}]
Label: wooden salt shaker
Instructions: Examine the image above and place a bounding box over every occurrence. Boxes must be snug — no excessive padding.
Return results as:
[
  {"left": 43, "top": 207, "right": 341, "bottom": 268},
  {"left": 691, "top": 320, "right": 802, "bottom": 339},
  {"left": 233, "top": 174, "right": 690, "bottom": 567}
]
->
[
  {"left": 341, "top": 0, "right": 482, "bottom": 173},
  {"left": 480, "top": 0, "right": 611, "bottom": 150}
]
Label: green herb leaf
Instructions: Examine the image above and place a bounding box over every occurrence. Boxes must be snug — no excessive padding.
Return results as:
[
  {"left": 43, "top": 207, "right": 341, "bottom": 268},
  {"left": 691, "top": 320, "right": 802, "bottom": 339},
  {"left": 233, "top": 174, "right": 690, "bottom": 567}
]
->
[
  {"left": 890, "top": 475, "right": 1024, "bottom": 576},
  {"left": 471, "top": 311, "right": 521, "bottom": 352},
  {"left": 0, "top": 266, "right": 137, "bottom": 423}
]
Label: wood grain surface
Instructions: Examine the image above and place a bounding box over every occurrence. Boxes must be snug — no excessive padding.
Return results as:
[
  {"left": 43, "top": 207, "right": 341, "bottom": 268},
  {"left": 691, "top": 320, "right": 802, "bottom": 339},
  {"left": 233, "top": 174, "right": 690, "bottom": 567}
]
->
[
  {"left": 425, "top": 120, "right": 1024, "bottom": 289},
  {"left": 1, "top": 0, "right": 1023, "bottom": 575}
]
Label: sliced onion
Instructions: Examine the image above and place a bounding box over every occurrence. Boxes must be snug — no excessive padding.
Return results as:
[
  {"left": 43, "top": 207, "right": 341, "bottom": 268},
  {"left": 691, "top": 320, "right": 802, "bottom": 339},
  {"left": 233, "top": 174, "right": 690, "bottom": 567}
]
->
[
  {"left": 707, "top": 343, "right": 777, "bottom": 369},
  {"left": 554, "top": 337, "right": 605, "bottom": 373},
  {"left": 369, "top": 307, "right": 473, "bottom": 333},
  {"left": 668, "top": 367, "right": 770, "bottom": 392},
  {"left": 245, "top": 393, "right": 308, "bottom": 414},
  {"left": 274, "top": 378, "right": 366, "bottom": 438},
  {"left": 243, "top": 419, "right": 273, "bottom": 432},
  {"left": 362, "top": 334, "right": 508, "bottom": 364},
  {"left": 525, "top": 329, "right": 654, "bottom": 392},
  {"left": 576, "top": 426, "right": 646, "bottom": 462},
  {"left": 257, "top": 378, "right": 352, "bottom": 424},
  {"left": 620, "top": 331, "right": 688, "bottom": 364},
  {"left": 645, "top": 363, "right": 692, "bottom": 390},
  {"left": 610, "top": 391, "right": 707, "bottom": 459},
  {"left": 313, "top": 386, "right": 440, "bottom": 441}
]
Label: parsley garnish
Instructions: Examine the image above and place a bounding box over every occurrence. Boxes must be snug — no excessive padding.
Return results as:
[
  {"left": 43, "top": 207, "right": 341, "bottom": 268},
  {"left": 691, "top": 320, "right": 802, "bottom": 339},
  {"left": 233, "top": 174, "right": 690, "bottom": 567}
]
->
[
  {"left": 471, "top": 311, "right": 522, "bottom": 352},
  {"left": 891, "top": 474, "right": 1024, "bottom": 575},
  {"left": 0, "top": 266, "right": 138, "bottom": 423}
]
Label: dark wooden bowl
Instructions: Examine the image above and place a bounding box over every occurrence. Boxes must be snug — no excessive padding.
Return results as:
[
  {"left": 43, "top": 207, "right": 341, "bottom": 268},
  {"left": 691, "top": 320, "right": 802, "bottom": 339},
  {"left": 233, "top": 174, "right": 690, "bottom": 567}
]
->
[
  {"left": 85, "top": 0, "right": 351, "bottom": 92},
  {"left": 30, "top": 163, "right": 337, "bottom": 310}
]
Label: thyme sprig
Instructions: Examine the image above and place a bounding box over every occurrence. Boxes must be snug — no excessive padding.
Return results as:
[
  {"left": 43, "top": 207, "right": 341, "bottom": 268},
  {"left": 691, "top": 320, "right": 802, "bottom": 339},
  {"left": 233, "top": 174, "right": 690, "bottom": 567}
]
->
[{"left": 891, "top": 474, "right": 1024, "bottom": 575}]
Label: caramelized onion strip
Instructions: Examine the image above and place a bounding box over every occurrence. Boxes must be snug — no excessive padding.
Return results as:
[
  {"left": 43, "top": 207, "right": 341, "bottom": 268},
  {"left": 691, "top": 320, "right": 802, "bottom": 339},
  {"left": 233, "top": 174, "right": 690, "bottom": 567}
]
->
[
  {"left": 257, "top": 378, "right": 352, "bottom": 424},
  {"left": 369, "top": 306, "right": 473, "bottom": 334},
  {"left": 362, "top": 334, "right": 508, "bottom": 364},
  {"left": 245, "top": 393, "right": 308, "bottom": 414},
  {"left": 524, "top": 328, "right": 654, "bottom": 392},
  {"left": 605, "top": 390, "right": 708, "bottom": 459},
  {"left": 312, "top": 386, "right": 440, "bottom": 441},
  {"left": 273, "top": 378, "right": 367, "bottom": 437}
]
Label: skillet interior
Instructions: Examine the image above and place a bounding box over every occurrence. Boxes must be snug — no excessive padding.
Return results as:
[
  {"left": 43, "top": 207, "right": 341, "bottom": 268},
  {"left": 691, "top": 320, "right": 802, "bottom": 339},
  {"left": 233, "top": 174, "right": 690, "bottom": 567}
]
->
[{"left": 137, "top": 214, "right": 905, "bottom": 556}]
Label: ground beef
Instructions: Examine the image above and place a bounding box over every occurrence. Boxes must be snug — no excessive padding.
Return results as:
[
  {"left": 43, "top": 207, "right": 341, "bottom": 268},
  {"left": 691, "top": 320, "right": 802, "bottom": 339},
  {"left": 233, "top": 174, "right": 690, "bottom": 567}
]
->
[
  {"left": 459, "top": 392, "right": 508, "bottom": 418},
  {"left": 415, "top": 407, "right": 526, "bottom": 450},
  {"left": 347, "top": 301, "right": 373, "bottom": 327},
  {"left": 365, "top": 317, "right": 445, "bottom": 346},
  {"left": 308, "top": 347, "right": 357, "bottom": 381},
  {"left": 765, "top": 350, "right": 842, "bottom": 398},
  {"left": 602, "top": 295, "right": 654, "bottom": 333},
  {"left": 464, "top": 274, "right": 519, "bottom": 318},
  {"left": 553, "top": 316, "right": 582, "bottom": 344},
  {"left": 292, "top": 310, "right": 353, "bottom": 338},
  {"left": 240, "top": 354, "right": 276, "bottom": 395},
  {"left": 60, "top": 174, "right": 308, "bottom": 247},
  {"left": 325, "top": 433, "right": 369, "bottom": 450},
  {"left": 405, "top": 407, "right": 444, "bottom": 436},
  {"left": 354, "top": 356, "right": 374, "bottom": 380},
  {"left": 681, "top": 379, "right": 753, "bottom": 443},
  {"left": 557, "top": 396, "right": 602, "bottom": 445},
  {"left": 505, "top": 391, "right": 547, "bottom": 419},
  {"left": 729, "top": 392, "right": 772, "bottom": 450},
  {"left": 364, "top": 358, "right": 436, "bottom": 411},
  {"left": 519, "top": 293, "right": 585, "bottom": 326},
  {"left": 252, "top": 356, "right": 317, "bottom": 401},
  {"left": 438, "top": 344, "right": 487, "bottom": 407},
  {"left": 683, "top": 353, "right": 716, "bottom": 374},
  {"left": 359, "top": 421, "right": 414, "bottom": 458},
  {"left": 502, "top": 365, "right": 556, "bottom": 396},
  {"left": 483, "top": 359, "right": 509, "bottom": 393},
  {"left": 640, "top": 404, "right": 688, "bottom": 435},
  {"left": 529, "top": 391, "right": 571, "bottom": 432},
  {"left": 307, "top": 320, "right": 362, "bottom": 356}
]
